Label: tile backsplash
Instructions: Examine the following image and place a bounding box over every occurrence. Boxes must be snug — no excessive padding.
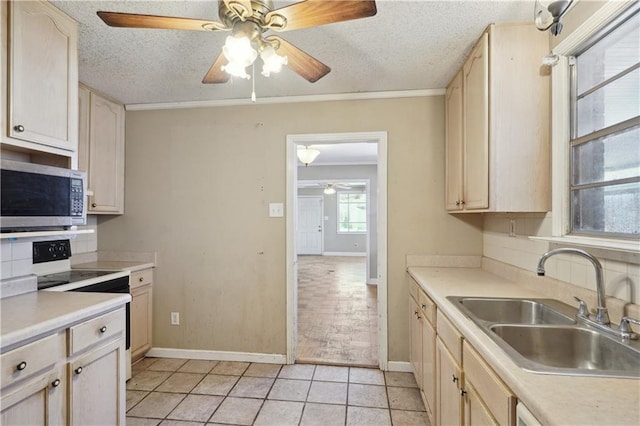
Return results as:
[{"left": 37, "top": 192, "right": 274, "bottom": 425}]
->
[
  {"left": 0, "top": 216, "right": 98, "bottom": 279},
  {"left": 484, "top": 214, "right": 639, "bottom": 305}
]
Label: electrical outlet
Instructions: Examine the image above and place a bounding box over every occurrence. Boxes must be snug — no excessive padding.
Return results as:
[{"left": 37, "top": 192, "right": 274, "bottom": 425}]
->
[
  {"left": 509, "top": 219, "right": 516, "bottom": 237},
  {"left": 171, "top": 312, "right": 180, "bottom": 325}
]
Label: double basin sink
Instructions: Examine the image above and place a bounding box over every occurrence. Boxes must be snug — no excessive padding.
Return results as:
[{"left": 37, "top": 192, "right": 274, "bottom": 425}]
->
[{"left": 447, "top": 296, "right": 640, "bottom": 378}]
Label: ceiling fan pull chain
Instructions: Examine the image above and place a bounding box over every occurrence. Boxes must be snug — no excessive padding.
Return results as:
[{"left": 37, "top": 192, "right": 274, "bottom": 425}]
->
[{"left": 251, "top": 63, "right": 257, "bottom": 102}]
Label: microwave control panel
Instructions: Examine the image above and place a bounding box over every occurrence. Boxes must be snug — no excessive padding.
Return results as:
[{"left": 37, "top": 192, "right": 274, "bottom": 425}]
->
[{"left": 70, "top": 178, "right": 84, "bottom": 216}]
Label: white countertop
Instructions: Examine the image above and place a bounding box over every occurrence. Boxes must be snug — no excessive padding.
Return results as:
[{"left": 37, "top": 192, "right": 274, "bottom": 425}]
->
[
  {"left": 408, "top": 266, "right": 640, "bottom": 426},
  {"left": 0, "top": 291, "right": 130, "bottom": 351}
]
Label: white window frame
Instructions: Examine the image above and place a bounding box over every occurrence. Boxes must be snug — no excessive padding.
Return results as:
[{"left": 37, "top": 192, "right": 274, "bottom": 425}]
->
[
  {"left": 336, "top": 190, "right": 367, "bottom": 234},
  {"left": 542, "top": 0, "right": 640, "bottom": 254}
]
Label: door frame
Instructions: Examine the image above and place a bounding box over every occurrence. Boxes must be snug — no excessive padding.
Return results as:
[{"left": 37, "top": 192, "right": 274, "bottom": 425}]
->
[
  {"left": 296, "top": 195, "right": 324, "bottom": 255},
  {"left": 285, "top": 131, "right": 388, "bottom": 369}
]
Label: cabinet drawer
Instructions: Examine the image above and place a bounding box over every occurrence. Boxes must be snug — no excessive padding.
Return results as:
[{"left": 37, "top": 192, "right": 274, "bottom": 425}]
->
[
  {"left": 0, "top": 332, "right": 64, "bottom": 389},
  {"left": 436, "top": 311, "right": 463, "bottom": 364},
  {"left": 418, "top": 290, "right": 436, "bottom": 326},
  {"left": 131, "top": 269, "right": 153, "bottom": 290},
  {"left": 463, "top": 342, "right": 516, "bottom": 426},
  {"left": 69, "top": 309, "right": 125, "bottom": 355}
]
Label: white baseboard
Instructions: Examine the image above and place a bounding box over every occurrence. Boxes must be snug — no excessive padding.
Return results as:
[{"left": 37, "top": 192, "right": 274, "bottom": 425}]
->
[
  {"left": 146, "top": 347, "right": 288, "bottom": 364},
  {"left": 367, "top": 279, "right": 378, "bottom": 285},
  {"left": 322, "top": 252, "right": 367, "bottom": 257},
  {"left": 386, "top": 361, "right": 412, "bottom": 372}
]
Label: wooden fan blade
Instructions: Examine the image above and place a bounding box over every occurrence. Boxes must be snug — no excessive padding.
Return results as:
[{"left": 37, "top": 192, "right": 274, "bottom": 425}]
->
[
  {"left": 202, "top": 52, "right": 230, "bottom": 84},
  {"left": 266, "top": 1, "right": 377, "bottom": 32},
  {"left": 266, "top": 35, "right": 330, "bottom": 83},
  {"left": 97, "top": 11, "right": 227, "bottom": 31}
]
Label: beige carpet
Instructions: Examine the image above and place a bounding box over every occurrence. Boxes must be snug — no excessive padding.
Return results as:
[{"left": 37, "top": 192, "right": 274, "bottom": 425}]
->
[{"left": 296, "top": 256, "right": 378, "bottom": 367}]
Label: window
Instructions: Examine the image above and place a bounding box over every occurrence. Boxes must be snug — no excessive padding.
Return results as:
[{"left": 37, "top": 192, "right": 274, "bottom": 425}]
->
[
  {"left": 570, "top": 9, "right": 639, "bottom": 238},
  {"left": 337, "top": 192, "right": 367, "bottom": 233}
]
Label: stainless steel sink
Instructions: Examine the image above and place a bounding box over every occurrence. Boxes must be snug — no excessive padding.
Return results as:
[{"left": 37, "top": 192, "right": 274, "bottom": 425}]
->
[
  {"left": 448, "top": 296, "right": 576, "bottom": 325},
  {"left": 490, "top": 325, "right": 640, "bottom": 377},
  {"left": 447, "top": 296, "right": 640, "bottom": 378}
]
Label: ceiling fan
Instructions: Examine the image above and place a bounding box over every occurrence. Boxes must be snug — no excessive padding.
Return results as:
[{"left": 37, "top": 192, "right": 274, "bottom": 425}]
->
[{"left": 97, "top": 0, "right": 377, "bottom": 84}]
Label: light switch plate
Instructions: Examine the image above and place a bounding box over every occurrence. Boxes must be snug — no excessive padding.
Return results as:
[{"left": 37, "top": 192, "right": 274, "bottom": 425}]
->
[{"left": 269, "top": 203, "right": 284, "bottom": 217}]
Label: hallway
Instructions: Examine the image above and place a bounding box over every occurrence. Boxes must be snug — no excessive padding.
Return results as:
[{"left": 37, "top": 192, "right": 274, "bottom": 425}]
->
[{"left": 296, "top": 256, "right": 378, "bottom": 366}]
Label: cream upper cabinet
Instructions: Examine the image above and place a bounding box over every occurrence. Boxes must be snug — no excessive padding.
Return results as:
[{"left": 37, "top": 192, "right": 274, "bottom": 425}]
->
[
  {"left": 462, "top": 33, "right": 490, "bottom": 210},
  {"left": 78, "top": 86, "right": 125, "bottom": 214},
  {"left": 2, "top": 0, "right": 78, "bottom": 154},
  {"left": 445, "top": 70, "right": 464, "bottom": 211},
  {"left": 445, "top": 23, "right": 550, "bottom": 213}
]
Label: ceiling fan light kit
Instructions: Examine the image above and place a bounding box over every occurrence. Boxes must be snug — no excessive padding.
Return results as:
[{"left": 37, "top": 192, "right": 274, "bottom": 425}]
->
[
  {"left": 96, "top": 0, "right": 377, "bottom": 85},
  {"left": 324, "top": 184, "right": 337, "bottom": 195}
]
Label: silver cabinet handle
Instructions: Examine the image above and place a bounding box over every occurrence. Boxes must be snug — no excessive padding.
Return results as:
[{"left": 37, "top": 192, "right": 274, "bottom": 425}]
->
[
  {"left": 460, "top": 389, "right": 467, "bottom": 396},
  {"left": 51, "top": 379, "right": 61, "bottom": 387},
  {"left": 455, "top": 201, "right": 461, "bottom": 206},
  {"left": 75, "top": 367, "right": 83, "bottom": 375},
  {"left": 16, "top": 361, "right": 27, "bottom": 371},
  {"left": 99, "top": 326, "right": 107, "bottom": 333},
  {"left": 452, "top": 374, "right": 458, "bottom": 383},
  {"left": 13, "top": 125, "right": 24, "bottom": 132},
  {"left": 91, "top": 203, "right": 97, "bottom": 208},
  {"left": 139, "top": 277, "right": 144, "bottom": 282}
]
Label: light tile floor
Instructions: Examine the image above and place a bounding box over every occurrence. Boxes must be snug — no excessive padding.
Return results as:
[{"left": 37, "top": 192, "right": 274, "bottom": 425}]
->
[
  {"left": 127, "top": 358, "right": 429, "bottom": 425},
  {"left": 297, "top": 256, "right": 378, "bottom": 366}
]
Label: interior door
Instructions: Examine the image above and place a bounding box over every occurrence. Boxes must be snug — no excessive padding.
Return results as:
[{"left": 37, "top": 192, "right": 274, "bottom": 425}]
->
[{"left": 297, "top": 196, "right": 323, "bottom": 255}]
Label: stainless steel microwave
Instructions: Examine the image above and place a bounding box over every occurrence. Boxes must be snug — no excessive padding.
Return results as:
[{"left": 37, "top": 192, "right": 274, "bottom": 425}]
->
[{"left": 0, "top": 159, "right": 86, "bottom": 230}]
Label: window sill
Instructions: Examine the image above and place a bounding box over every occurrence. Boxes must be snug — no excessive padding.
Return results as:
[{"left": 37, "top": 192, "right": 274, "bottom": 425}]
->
[{"left": 529, "top": 235, "right": 640, "bottom": 264}]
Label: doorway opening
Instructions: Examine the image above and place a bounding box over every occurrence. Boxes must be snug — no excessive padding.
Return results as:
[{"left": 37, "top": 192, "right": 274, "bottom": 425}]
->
[{"left": 286, "top": 132, "right": 388, "bottom": 369}]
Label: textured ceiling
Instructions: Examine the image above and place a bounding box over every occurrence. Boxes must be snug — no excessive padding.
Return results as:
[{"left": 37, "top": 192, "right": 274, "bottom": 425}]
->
[{"left": 51, "top": 0, "right": 537, "bottom": 106}]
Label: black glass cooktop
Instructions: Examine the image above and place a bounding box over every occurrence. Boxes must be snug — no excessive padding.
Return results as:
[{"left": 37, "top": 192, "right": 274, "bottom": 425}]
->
[{"left": 37, "top": 270, "right": 117, "bottom": 290}]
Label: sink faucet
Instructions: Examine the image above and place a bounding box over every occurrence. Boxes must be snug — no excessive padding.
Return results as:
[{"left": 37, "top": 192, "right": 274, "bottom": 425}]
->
[{"left": 537, "top": 248, "right": 610, "bottom": 325}]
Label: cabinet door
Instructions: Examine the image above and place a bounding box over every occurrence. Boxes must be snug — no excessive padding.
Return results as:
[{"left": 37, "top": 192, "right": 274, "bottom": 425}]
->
[
  {"left": 421, "top": 318, "right": 436, "bottom": 420},
  {"left": 0, "top": 367, "right": 65, "bottom": 425},
  {"left": 462, "top": 32, "right": 489, "bottom": 210},
  {"left": 78, "top": 85, "right": 91, "bottom": 173},
  {"left": 436, "top": 338, "right": 463, "bottom": 426},
  {"left": 131, "top": 283, "right": 153, "bottom": 361},
  {"left": 8, "top": 0, "right": 78, "bottom": 151},
  {"left": 464, "top": 380, "right": 498, "bottom": 426},
  {"left": 68, "top": 340, "right": 126, "bottom": 425},
  {"left": 445, "top": 70, "right": 464, "bottom": 211},
  {"left": 410, "top": 297, "right": 423, "bottom": 389},
  {"left": 88, "top": 93, "right": 125, "bottom": 213}
]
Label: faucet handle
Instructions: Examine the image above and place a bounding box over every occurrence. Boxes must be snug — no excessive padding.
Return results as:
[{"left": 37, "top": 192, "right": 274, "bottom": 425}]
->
[
  {"left": 573, "top": 296, "right": 590, "bottom": 318},
  {"left": 618, "top": 317, "right": 640, "bottom": 340}
]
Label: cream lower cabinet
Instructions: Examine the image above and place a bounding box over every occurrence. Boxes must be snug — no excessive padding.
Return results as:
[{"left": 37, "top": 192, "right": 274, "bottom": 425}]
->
[
  {"left": 0, "top": 308, "right": 126, "bottom": 424},
  {"left": 409, "top": 278, "right": 437, "bottom": 423},
  {"left": 436, "top": 338, "right": 463, "bottom": 425},
  {"left": 131, "top": 268, "right": 154, "bottom": 361},
  {"left": 410, "top": 281, "right": 518, "bottom": 426},
  {"left": 78, "top": 84, "right": 125, "bottom": 214},
  {"left": 0, "top": 366, "right": 66, "bottom": 425},
  {"left": 445, "top": 23, "right": 550, "bottom": 213},
  {"left": 68, "top": 340, "right": 125, "bottom": 425}
]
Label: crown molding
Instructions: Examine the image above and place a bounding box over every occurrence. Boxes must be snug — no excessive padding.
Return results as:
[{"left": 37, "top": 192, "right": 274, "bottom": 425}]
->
[{"left": 125, "top": 88, "right": 446, "bottom": 111}]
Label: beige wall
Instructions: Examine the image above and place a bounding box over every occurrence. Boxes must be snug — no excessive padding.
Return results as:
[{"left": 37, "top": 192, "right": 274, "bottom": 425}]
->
[{"left": 97, "top": 96, "right": 483, "bottom": 361}]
